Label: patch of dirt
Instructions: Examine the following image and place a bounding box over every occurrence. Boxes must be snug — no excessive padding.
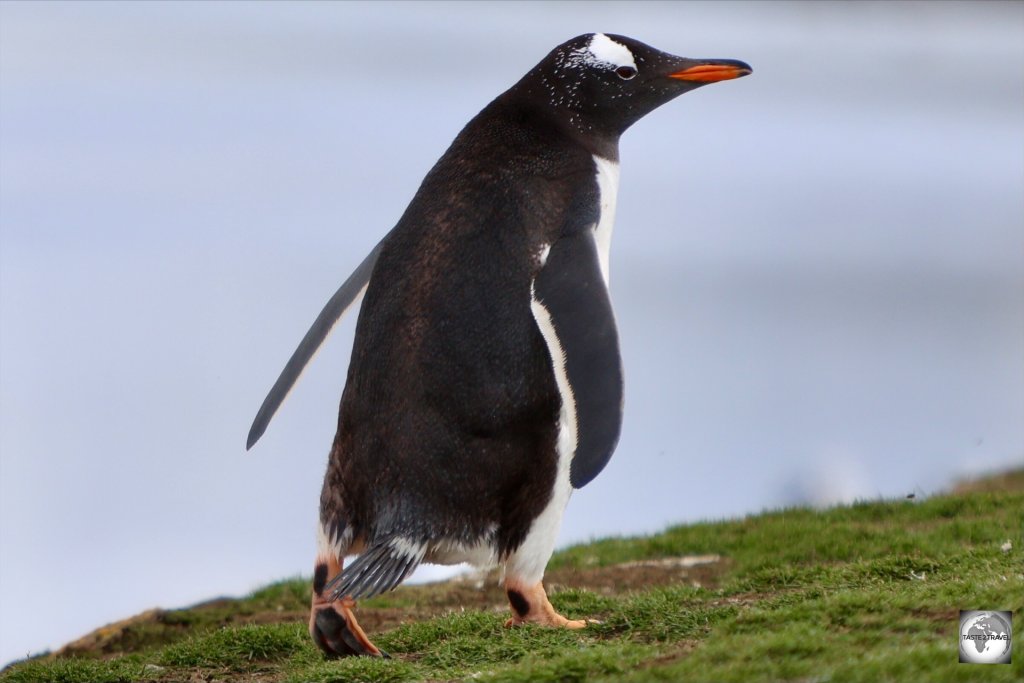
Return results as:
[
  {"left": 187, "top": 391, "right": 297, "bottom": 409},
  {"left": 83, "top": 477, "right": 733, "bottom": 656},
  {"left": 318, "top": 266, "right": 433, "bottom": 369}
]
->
[
  {"left": 54, "top": 612, "right": 311, "bottom": 663},
  {"left": 547, "top": 554, "right": 726, "bottom": 595},
  {"left": 909, "top": 606, "right": 959, "bottom": 624},
  {"left": 706, "top": 590, "right": 778, "bottom": 609},
  {"left": 640, "top": 640, "right": 700, "bottom": 669},
  {"left": 57, "top": 609, "right": 178, "bottom": 658}
]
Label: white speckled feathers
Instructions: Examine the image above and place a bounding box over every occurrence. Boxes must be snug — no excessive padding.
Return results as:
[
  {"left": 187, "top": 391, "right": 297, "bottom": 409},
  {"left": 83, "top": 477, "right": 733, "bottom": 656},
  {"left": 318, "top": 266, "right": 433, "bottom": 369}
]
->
[{"left": 569, "top": 33, "right": 637, "bottom": 70}]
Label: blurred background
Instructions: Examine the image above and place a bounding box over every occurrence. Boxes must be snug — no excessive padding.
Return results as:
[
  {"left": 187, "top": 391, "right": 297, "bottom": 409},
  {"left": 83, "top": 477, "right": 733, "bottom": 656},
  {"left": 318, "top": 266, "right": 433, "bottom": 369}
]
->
[{"left": 1, "top": 0, "right": 1021, "bottom": 665}]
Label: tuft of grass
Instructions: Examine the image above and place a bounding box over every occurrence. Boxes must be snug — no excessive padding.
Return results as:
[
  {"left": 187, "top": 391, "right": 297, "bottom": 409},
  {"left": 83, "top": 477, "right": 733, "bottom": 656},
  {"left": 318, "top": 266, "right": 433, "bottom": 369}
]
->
[
  {"left": 0, "top": 657, "right": 147, "bottom": 683},
  {"left": 582, "top": 586, "right": 736, "bottom": 643},
  {"left": 245, "top": 577, "right": 310, "bottom": 611},
  {"left": 159, "top": 622, "right": 308, "bottom": 670}
]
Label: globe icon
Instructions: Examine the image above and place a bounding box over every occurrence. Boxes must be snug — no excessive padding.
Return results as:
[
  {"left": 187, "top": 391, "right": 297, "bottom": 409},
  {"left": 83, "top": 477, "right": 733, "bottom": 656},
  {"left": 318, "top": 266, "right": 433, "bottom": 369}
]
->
[{"left": 959, "top": 611, "right": 1012, "bottom": 664}]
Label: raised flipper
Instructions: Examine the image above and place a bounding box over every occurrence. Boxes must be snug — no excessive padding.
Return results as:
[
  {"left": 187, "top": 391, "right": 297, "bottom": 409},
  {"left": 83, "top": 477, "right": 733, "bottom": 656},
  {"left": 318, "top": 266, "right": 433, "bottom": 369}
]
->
[
  {"left": 532, "top": 230, "right": 624, "bottom": 489},
  {"left": 247, "top": 240, "right": 384, "bottom": 449}
]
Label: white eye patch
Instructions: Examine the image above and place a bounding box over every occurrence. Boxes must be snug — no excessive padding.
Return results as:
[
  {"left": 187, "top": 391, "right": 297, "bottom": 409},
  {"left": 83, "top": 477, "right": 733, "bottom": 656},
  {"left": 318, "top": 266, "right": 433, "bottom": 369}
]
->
[{"left": 567, "top": 33, "right": 637, "bottom": 71}]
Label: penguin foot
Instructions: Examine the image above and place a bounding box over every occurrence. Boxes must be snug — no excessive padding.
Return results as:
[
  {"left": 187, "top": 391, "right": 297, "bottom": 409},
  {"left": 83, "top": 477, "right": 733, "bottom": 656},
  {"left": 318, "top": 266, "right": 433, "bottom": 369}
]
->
[
  {"left": 503, "top": 581, "right": 593, "bottom": 629},
  {"left": 309, "top": 597, "right": 387, "bottom": 658}
]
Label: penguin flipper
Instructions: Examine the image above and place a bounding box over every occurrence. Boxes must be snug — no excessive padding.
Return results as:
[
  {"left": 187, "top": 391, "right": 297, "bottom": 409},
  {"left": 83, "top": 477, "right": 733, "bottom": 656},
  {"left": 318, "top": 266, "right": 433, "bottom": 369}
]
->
[
  {"left": 326, "top": 538, "right": 425, "bottom": 601},
  {"left": 247, "top": 240, "right": 384, "bottom": 450},
  {"left": 532, "top": 231, "right": 623, "bottom": 489}
]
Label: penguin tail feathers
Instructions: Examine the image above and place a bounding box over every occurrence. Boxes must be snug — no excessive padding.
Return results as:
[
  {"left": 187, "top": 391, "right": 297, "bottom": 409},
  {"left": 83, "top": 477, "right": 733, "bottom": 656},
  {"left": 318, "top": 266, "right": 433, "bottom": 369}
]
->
[{"left": 327, "top": 537, "right": 425, "bottom": 601}]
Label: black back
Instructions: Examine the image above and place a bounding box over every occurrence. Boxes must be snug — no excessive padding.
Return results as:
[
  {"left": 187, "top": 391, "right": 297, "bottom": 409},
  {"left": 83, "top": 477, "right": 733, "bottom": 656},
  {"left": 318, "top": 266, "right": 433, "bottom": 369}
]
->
[{"left": 322, "top": 94, "right": 599, "bottom": 555}]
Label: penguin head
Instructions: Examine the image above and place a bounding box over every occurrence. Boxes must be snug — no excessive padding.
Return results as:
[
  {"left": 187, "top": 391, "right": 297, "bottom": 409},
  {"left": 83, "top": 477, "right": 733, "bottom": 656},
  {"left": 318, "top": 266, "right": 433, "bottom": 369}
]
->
[{"left": 514, "top": 33, "right": 751, "bottom": 140}]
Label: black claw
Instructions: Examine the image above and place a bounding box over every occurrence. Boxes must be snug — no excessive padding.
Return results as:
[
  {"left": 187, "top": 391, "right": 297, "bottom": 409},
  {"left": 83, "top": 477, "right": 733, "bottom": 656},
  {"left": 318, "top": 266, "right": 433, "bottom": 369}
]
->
[
  {"left": 310, "top": 620, "right": 331, "bottom": 653},
  {"left": 312, "top": 606, "right": 383, "bottom": 658},
  {"left": 339, "top": 622, "right": 370, "bottom": 654},
  {"left": 314, "top": 608, "right": 360, "bottom": 657}
]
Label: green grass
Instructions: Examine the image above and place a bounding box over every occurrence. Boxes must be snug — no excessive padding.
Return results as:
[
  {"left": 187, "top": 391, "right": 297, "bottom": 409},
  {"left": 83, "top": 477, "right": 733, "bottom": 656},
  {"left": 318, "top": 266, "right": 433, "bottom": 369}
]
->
[
  {"left": 4, "top": 469, "right": 1022, "bottom": 682},
  {"left": 158, "top": 623, "right": 307, "bottom": 669}
]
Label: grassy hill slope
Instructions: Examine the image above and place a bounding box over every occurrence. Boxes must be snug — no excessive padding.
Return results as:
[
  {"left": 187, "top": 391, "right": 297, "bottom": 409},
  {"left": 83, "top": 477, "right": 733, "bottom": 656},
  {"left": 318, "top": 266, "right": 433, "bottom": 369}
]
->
[{"left": 4, "top": 470, "right": 1022, "bottom": 682}]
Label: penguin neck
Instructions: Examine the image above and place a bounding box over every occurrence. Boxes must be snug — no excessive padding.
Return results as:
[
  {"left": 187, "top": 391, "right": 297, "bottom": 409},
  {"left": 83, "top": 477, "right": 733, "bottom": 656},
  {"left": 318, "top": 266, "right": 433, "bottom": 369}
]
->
[
  {"left": 497, "top": 88, "right": 621, "bottom": 162},
  {"left": 558, "top": 115, "right": 621, "bottom": 163}
]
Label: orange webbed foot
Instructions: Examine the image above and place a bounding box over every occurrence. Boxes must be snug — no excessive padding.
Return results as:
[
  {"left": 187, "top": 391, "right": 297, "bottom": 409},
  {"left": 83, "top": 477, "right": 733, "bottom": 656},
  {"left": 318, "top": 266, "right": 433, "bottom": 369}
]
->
[{"left": 503, "top": 580, "right": 596, "bottom": 629}]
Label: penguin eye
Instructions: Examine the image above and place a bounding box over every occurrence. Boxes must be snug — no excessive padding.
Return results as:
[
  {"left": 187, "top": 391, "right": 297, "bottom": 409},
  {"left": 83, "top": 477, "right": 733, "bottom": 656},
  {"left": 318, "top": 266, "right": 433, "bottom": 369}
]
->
[{"left": 615, "top": 66, "right": 637, "bottom": 80}]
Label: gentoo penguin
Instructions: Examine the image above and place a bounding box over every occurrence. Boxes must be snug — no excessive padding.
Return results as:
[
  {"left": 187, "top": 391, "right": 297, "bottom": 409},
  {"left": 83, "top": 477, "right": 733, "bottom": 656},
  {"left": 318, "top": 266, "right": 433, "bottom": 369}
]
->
[{"left": 247, "top": 33, "right": 750, "bottom": 657}]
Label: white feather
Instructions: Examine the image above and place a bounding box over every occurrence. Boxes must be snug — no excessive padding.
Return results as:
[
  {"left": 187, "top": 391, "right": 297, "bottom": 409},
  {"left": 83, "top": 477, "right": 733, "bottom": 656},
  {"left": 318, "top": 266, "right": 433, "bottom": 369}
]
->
[
  {"left": 388, "top": 536, "right": 426, "bottom": 561},
  {"left": 316, "top": 520, "right": 349, "bottom": 560},
  {"left": 585, "top": 33, "right": 637, "bottom": 70},
  {"left": 536, "top": 243, "right": 551, "bottom": 267},
  {"left": 592, "top": 155, "right": 620, "bottom": 285},
  {"left": 425, "top": 526, "right": 500, "bottom": 568}
]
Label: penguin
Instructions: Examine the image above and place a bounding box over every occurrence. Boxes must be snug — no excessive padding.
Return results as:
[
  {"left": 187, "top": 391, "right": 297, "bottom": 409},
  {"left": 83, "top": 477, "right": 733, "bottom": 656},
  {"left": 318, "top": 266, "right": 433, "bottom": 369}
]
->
[{"left": 247, "top": 33, "right": 750, "bottom": 657}]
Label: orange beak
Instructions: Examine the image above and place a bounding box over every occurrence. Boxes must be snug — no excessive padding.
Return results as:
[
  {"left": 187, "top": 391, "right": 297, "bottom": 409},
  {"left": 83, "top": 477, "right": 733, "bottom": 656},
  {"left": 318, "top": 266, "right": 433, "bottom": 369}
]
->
[{"left": 669, "top": 63, "right": 752, "bottom": 83}]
